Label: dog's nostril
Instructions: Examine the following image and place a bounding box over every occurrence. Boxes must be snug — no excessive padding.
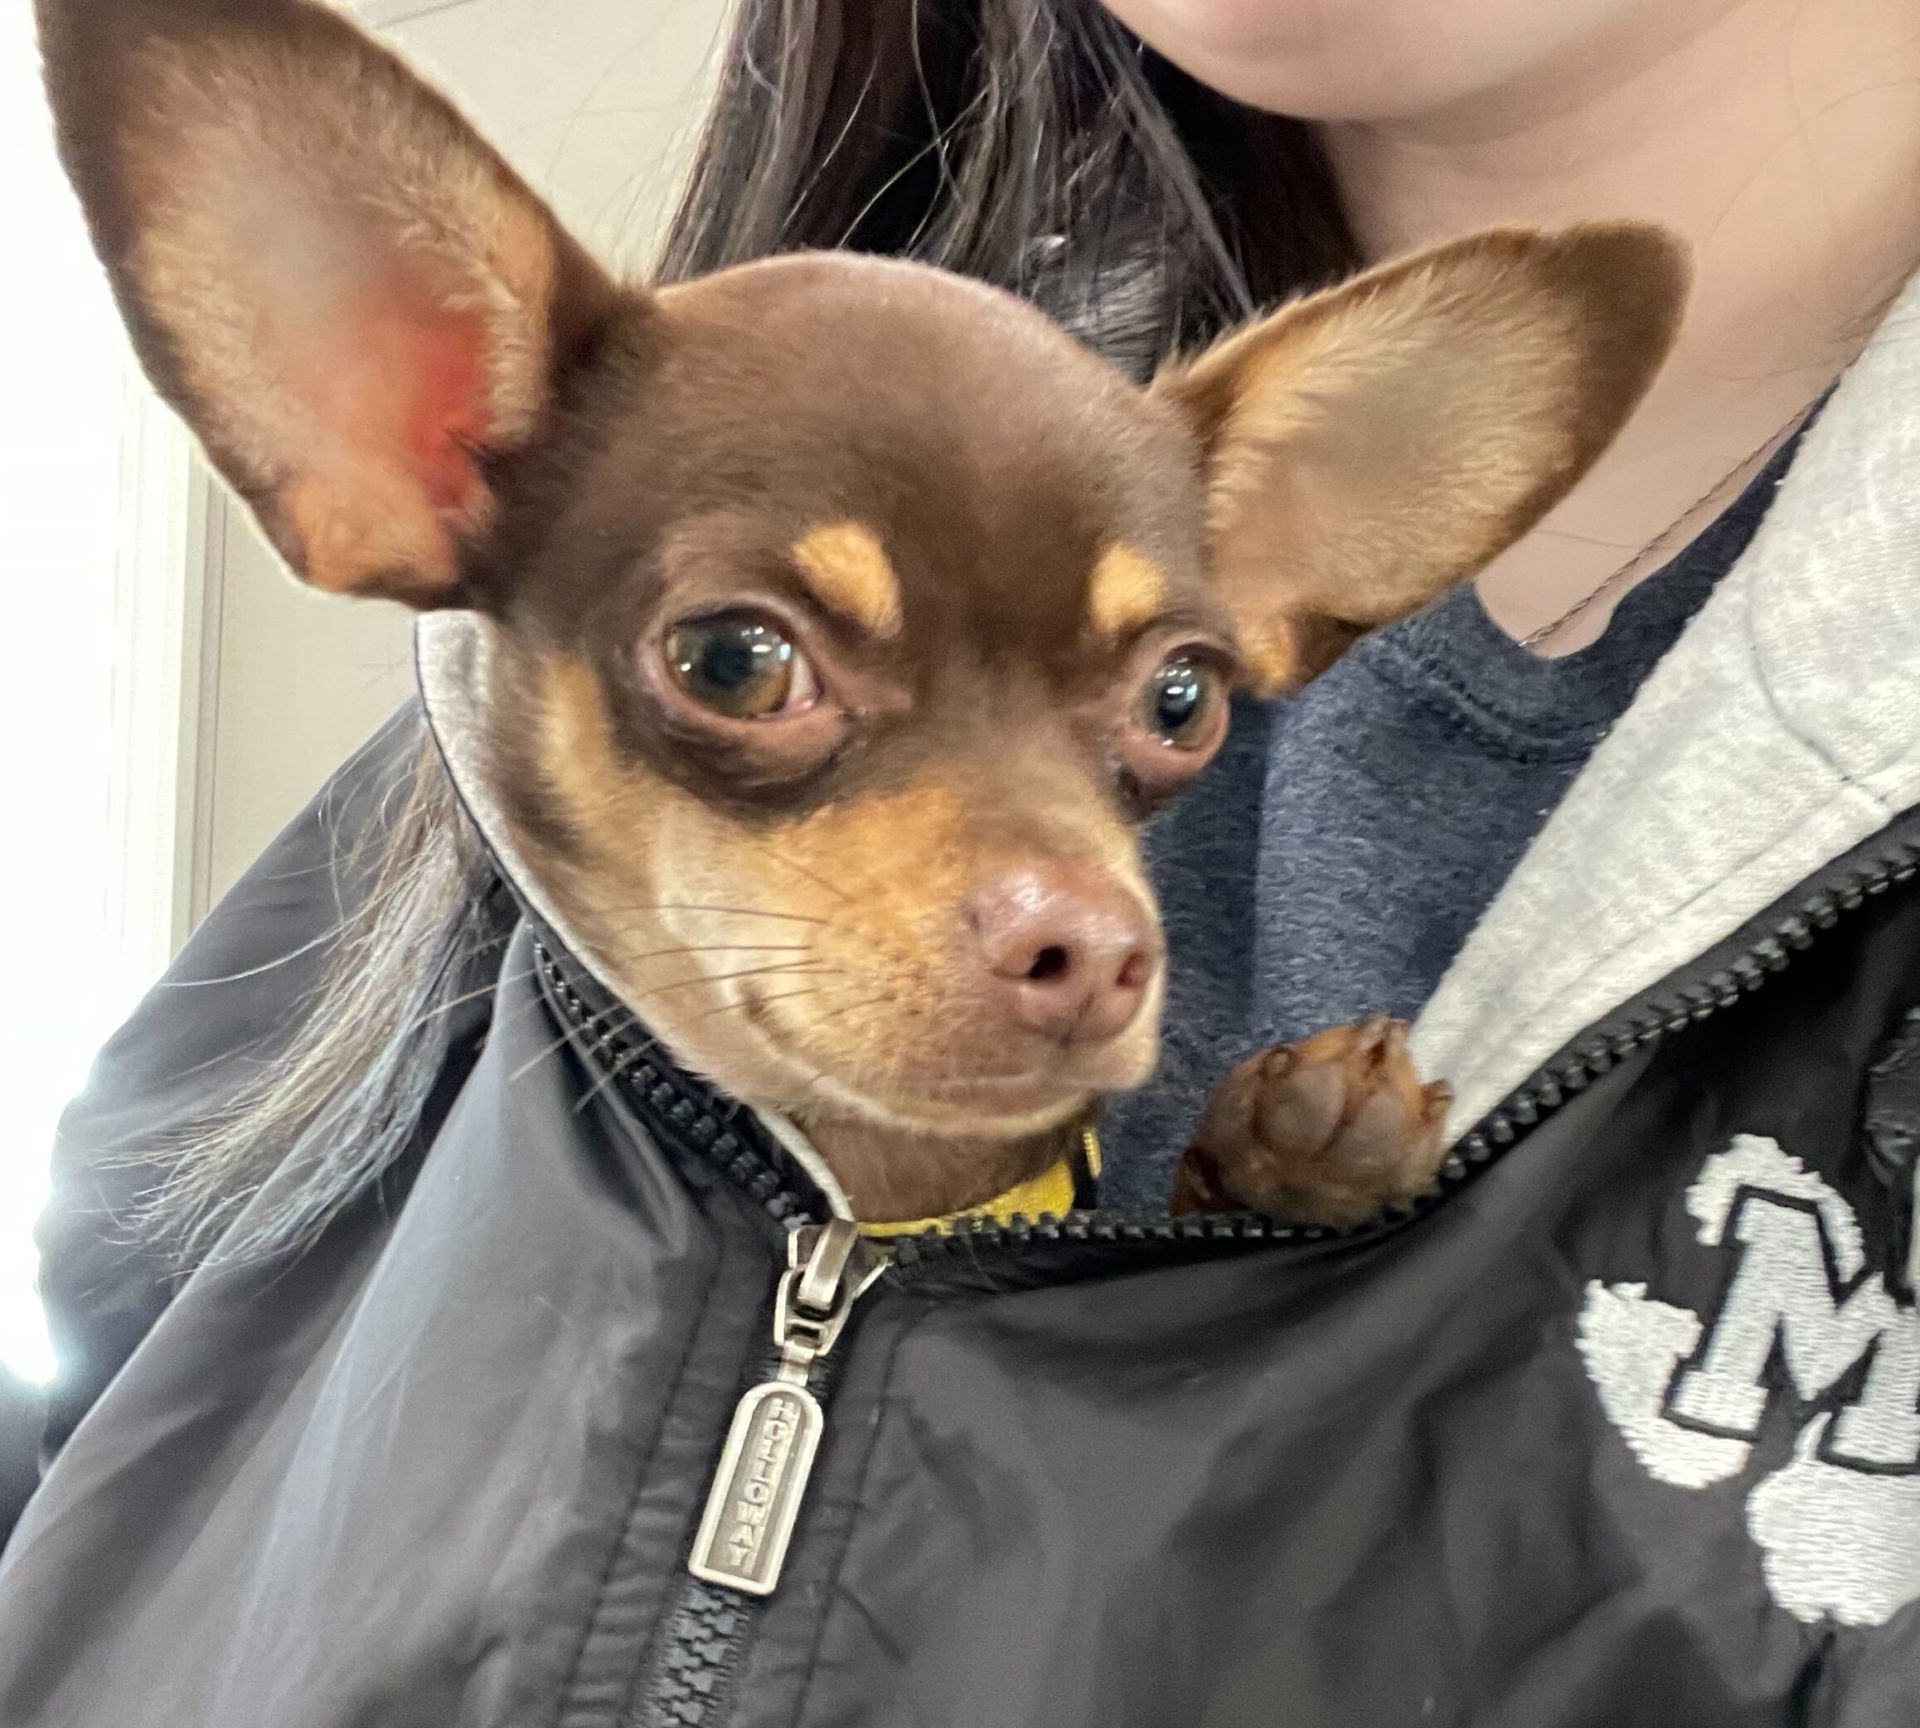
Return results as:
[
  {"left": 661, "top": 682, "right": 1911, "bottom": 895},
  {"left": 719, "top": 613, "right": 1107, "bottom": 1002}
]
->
[
  {"left": 968, "top": 864, "right": 1158, "bottom": 1044},
  {"left": 1026, "top": 945, "right": 1071, "bottom": 984}
]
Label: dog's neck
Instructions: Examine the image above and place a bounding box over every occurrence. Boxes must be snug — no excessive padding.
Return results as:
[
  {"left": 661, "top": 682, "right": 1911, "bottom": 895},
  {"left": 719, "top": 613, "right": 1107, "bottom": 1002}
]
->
[{"left": 788, "top": 1110, "right": 1085, "bottom": 1225}]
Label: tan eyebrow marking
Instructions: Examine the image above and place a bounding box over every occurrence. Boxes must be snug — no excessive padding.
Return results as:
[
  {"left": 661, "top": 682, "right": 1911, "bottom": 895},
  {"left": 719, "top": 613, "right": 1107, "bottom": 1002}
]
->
[
  {"left": 1087, "top": 544, "right": 1169, "bottom": 640},
  {"left": 790, "top": 521, "right": 904, "bottom": 638}
]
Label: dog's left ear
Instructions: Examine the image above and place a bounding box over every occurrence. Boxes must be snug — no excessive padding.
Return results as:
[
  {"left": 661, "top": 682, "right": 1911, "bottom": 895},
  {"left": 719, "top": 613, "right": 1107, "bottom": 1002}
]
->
[
  {"left": 37, "top": 0, "right": 620, "bottom": 608},
  {"left": 1154, "top": 224, "right": 1688, "bottom": 693}
]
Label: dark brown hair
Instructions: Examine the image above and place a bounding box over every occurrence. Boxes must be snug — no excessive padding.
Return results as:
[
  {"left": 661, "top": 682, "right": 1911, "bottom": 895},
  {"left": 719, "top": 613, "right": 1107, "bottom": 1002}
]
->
[
  {"left": 656, "top": 1, "right": 1352, "bottom": 369},
  {"left": 150, "top": 0, "right": 1356, "bottom": 1263}
]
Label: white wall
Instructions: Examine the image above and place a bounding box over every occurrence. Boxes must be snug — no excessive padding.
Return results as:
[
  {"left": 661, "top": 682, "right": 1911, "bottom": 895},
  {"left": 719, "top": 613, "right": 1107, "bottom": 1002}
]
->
[{"left": 194, "top": 0, "right": 730, "bottom": 912}]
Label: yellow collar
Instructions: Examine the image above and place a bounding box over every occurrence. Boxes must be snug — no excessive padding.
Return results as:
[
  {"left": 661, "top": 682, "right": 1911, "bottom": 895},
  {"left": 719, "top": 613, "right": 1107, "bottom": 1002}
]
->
[{"left": 860, "top": 1127, "right": 1101, "bottom": 1239}]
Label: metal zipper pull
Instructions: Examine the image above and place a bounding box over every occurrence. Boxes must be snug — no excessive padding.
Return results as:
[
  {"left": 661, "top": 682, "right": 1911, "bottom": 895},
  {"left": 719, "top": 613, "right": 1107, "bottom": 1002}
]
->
[{"left": 689, "top": 1220, "right": 885, "bottom": 1596}]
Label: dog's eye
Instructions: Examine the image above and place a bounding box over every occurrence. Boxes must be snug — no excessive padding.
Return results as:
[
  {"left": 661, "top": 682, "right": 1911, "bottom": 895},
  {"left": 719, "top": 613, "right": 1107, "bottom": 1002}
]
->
[
  {"left": 664, "top": 612, "right": 821, "bottom": 720},
  {"left": 1140, "top": 656, "right": 1225, "bottom": 752}
]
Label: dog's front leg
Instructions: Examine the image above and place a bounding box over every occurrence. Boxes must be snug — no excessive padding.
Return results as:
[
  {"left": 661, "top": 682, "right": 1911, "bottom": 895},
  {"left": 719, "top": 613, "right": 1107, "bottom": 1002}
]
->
[{"left": 1170, "top": 1018, "right": 1453, "bottom": 1225}]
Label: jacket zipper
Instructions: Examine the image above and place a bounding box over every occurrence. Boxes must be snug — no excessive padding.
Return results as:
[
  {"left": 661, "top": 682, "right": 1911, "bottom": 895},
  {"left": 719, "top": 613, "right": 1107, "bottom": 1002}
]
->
[
  {"left": 623, "top": 1223, "right": 885, "bottom": 1728},
  {"left": 688, "top": 1220, "right": 886, "bottom": 1595},
  {"left": 540, "top": 825, "right": 1919, "bottom": 1728}
]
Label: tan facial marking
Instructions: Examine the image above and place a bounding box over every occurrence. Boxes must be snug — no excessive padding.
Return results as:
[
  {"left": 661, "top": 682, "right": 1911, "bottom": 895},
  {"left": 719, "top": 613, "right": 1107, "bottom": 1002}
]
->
[
  {"left": 1231, "top": 618, "right": 1303, "bottom": 698},
  {"left": 790, "top": 521, "right": 904, "bottom": 638},
  {"left": 537, "top": 654, "right": 651, "bottom": 868},
  {"left": 1086, "top": 545, "right": 1168, "bottom": 641}
]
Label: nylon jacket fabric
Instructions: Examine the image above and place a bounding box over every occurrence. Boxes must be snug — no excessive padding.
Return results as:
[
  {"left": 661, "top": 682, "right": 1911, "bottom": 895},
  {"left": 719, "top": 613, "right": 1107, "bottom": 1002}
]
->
[{"left": 1, "top": 772, "right": 1917, "bottom": 1726}]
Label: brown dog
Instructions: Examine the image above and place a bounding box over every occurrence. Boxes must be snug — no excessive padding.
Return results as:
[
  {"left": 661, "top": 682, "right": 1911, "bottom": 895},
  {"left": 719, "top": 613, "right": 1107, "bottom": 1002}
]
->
[{"left": 40, "top": 0, "right": 1685, "bottom": 1229}]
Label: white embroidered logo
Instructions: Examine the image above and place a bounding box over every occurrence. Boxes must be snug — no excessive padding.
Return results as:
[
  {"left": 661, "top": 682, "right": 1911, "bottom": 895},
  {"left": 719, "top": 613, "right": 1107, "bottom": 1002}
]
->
[{"left": 1577, "top": 1135, "right": 1920, "bottom": 1627}]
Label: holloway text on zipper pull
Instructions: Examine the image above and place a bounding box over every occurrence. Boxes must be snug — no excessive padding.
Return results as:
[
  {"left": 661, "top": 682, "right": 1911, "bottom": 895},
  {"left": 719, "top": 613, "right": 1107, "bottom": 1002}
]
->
[{"left": 689, "top": 1219, "right": 884, "bottom": 1596}]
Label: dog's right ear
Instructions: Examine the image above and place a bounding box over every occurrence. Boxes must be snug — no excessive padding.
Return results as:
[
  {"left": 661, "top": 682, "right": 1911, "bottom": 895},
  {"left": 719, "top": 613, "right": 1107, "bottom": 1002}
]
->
[{"left": 37, "top": 0, "right": 620, "bottom": 607}]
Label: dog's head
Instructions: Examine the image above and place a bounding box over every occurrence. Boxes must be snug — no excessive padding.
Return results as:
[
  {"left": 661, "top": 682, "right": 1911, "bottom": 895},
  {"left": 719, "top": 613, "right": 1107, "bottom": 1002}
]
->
[{"left": 43, "top": 0, "right": 1685, "bottom": 1216}]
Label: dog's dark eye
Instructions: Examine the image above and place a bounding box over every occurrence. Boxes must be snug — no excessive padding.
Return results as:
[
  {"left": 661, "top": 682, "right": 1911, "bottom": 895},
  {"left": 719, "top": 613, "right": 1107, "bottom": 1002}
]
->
[
  {"left": 664, "top": 612, "right": 821, "bottom": 720},
  {"left": 1140, "top": 656, "right": 1224, "bottom": 751}
]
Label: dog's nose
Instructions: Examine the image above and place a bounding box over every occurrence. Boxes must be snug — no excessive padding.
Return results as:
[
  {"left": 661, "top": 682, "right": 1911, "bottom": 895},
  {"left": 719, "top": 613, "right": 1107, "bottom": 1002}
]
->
[{"left": 968, "top": 865, "right": 1157, "bottom": 1043}]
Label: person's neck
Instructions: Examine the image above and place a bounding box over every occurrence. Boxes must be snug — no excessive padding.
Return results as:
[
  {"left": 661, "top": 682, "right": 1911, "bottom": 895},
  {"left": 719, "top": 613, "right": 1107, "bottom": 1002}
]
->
[{"left": 1319, "top": 0, "right": 1920, "bottom": 651}]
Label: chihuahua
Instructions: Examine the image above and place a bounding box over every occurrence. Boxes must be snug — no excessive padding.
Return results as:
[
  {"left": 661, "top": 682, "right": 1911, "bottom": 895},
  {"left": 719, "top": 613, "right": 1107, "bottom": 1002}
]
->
[{"left": 41, "top": 0, "right": 1685, "bottom": 1229}]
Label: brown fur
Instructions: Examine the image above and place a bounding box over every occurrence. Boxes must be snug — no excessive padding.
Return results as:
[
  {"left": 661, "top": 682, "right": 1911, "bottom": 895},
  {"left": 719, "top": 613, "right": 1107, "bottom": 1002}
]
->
[
  {"left": 518, "top": 649, "right": 1159, "bottom": 1219},
  {"left": 39, "top": 0, "right": 1689, "bottom": 1222},
  {"left": 1171, "top": 1019, "right": 1454, "bottom": 1227}
]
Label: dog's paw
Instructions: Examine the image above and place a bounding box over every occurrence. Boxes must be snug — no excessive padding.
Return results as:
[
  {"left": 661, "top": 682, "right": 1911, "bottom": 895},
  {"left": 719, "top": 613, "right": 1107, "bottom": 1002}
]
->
[{"left": 1170, "top": 1017, "right": 1453, "bottom": 1225}]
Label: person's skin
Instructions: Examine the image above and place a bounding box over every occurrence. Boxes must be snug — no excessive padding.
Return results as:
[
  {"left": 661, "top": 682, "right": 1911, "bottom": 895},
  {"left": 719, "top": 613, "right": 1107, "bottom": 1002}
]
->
[{"left": 1102, "top": 0, "right": 1920, "bottom": 650}]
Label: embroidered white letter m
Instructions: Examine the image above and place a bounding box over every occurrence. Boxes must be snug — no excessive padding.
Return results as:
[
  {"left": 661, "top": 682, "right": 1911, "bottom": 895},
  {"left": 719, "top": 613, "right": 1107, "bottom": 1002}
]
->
[{"left": 1668, "top": 1155, "right": 1920, "bottom": 1469}]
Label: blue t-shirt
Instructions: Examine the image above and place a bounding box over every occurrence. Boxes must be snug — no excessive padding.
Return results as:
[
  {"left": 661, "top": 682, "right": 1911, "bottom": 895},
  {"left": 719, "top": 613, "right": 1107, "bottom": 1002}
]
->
[{"left": 1101, "top": 436, "right": 1801, "bottom": 1207}]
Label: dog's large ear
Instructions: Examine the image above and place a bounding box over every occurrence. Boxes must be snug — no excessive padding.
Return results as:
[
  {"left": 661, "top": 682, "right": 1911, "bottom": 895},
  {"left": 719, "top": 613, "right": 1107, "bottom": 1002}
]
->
[
  {"left": 37, "top": 0, "right": 619, "bottom": 607},
  {"left": 1153, "top": 224, "right": 1688, "bottom": 693}
]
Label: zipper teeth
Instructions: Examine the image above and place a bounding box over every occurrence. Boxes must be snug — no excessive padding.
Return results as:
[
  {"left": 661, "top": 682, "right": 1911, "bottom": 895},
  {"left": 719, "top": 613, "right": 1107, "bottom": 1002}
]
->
[
  {"left": 888, "top": 836, "right": 1920, "bottom": 1268},
  {"left": 625, "top": 1342, "right": 808, "bottom": 1727},
  {"left": 626, "top": 1583, "right": 754, "bottom": 1728},
  {"left": 544, "top": 837, "right": 1920, "bottom": 1268},
  {"left": 534, "top": 943, "right": 815, "bottom": 1227}
]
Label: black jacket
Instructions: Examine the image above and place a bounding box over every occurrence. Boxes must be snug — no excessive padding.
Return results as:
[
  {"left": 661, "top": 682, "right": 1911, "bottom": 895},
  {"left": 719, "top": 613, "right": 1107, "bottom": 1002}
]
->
[
  {"left": 1, "top": 715, "right": 1917, "bottom": 1727},
  {"left": 4, "top": 299, "right": 1920, "bottom": 1725}
]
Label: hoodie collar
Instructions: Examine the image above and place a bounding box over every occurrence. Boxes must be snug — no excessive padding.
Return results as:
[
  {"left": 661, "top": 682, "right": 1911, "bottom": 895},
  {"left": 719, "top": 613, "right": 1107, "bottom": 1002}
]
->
[{"left": 1412, "top": 268, "right": 1920, "bottom": 1135}]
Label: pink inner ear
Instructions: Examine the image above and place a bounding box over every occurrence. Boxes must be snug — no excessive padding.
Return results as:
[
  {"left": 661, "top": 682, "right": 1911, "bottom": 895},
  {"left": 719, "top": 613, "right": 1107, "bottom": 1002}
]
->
[{"left": 289, "top": 277, "right": 493, "bottom": 523}]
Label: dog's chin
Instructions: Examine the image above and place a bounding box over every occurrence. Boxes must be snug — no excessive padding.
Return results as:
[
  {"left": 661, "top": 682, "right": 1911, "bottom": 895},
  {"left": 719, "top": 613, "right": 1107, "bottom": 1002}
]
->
[
  {"left": 610, "top": 969, "right": 1156, "bottom": 1142},
  {"left": 712, "top": 1001, "right": 1151, "bottom": 1139},
  {"left": 797, "top": 1070, "right": 1099, "bottom": 1141},
  {"left": 753, "top": 1028, "right": 1156, "bottom": 1142}
]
